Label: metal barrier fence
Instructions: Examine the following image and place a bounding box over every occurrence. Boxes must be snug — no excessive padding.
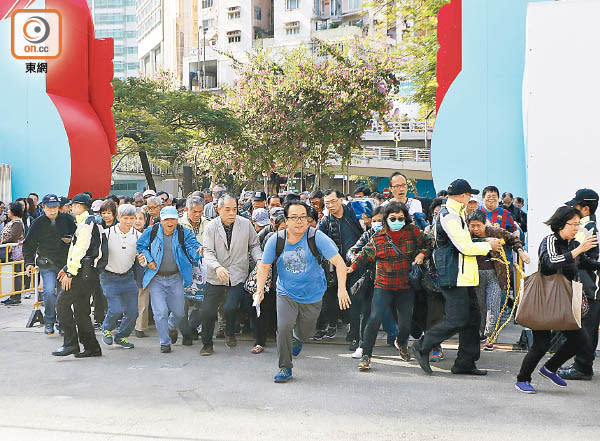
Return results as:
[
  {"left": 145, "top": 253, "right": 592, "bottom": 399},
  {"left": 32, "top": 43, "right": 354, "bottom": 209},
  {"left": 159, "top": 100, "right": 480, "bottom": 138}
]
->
[{"left": 0, "top": 243, "right": 43, "bottom": 327}]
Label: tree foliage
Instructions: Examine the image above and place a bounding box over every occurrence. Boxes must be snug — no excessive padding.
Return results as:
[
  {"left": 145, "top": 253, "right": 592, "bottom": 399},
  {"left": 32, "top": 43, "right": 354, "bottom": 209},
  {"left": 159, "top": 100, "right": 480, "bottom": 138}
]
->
[
  {"left": 202, "top": 38, "right": 400, "bottom": 188},
  {"left": 368, "top": 0, "right": 449, "bottom": 113},
  {"left": 112, "top": 75, "right": 242, "bottom": 190}
]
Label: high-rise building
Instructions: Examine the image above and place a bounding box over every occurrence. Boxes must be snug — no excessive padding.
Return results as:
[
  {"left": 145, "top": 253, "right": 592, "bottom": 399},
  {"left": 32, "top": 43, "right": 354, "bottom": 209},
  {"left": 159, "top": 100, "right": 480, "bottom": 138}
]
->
[
  {"left": 182, "top": 0, "right": 274, "bottom": 90},
  {"left": 87, "top": 0, "right": 140, "bottom": 80}
]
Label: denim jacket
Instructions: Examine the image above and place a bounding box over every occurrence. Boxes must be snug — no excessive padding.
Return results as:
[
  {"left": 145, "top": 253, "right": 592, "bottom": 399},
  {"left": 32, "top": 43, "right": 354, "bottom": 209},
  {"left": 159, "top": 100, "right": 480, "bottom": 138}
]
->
[{"left": 136, "top": 224, "right": 200, "bottom": 289}]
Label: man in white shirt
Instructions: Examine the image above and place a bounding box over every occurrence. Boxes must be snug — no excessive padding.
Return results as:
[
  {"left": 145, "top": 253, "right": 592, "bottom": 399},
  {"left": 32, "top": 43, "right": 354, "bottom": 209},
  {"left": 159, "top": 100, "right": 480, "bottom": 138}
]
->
[
  {"left": 382, "top": 172, "right": 423, "bottom": 215},
  {"left": 98, "top": 204, "right": 141, "bottom": 349}
]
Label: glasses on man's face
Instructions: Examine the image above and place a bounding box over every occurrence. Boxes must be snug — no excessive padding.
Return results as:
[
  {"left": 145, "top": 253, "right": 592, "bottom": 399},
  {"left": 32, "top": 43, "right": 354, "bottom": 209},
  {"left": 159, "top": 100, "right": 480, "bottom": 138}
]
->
[
  {"left": 388, "top": 216, "right": 405, "bottom": 222},
  {"left": 566, "top": 222, "right": 580, "bottom": 227},
  {"left": 391, "top": 184, "right": 407, "bottom": 189},
  {"left": 324, "top": 199, "right": 339, "bottom": 206},
  {"left": 287, "top": 215, "right": 307, "bottom": 223},
  {"left": 148, "top": 205, "right": 159, "bottom": 211}
]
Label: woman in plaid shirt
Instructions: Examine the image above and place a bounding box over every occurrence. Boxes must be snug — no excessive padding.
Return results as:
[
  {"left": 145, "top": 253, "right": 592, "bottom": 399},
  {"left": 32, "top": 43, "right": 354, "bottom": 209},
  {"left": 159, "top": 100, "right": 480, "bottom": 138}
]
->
[{"left": 348, "top": 201, "right": 432, "bottom": 371}]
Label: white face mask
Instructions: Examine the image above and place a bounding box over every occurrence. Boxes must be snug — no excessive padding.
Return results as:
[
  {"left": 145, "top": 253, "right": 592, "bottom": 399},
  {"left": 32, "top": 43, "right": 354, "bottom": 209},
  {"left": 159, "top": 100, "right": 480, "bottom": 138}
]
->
[{"left": 372, "top": 221, "right": 383, "bottom": 232}]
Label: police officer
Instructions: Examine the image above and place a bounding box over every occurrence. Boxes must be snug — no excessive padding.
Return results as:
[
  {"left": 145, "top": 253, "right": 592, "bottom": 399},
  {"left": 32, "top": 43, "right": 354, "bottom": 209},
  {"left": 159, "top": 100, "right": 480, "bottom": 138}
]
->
[{"left": 52, "top": 193, "right": 102, "bottom": 358}]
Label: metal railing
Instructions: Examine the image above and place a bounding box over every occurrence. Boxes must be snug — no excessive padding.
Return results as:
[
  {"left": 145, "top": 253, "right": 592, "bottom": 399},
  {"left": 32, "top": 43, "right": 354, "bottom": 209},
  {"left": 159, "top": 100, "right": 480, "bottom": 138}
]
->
[
  {"left": 351, "top": 145, "right": 431, "bottom": 162},
  {"left": 368, "top": 120, "right": 434, "bottom": 133},
  {"left": 112, "top": 155, "right": 182, "bottom": 177}
]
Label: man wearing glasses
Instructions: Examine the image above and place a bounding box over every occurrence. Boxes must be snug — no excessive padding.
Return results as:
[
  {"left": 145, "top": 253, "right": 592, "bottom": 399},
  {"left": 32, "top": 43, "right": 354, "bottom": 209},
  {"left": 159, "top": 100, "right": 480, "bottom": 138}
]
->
[
  {"left": 255, "top": 200, "right": 350, "bottom": 383},
  {"left": 313, "top": 190, "right": 364, "bottom": 342},
  {"left": 203, "top": 184, "right": 227, "bottom": 220},
  {"left": 145, "top": 196, "right": 163, "bottom": 228},
  {"left": 383, "top": 172, "right": 425, "bottom": 226}
]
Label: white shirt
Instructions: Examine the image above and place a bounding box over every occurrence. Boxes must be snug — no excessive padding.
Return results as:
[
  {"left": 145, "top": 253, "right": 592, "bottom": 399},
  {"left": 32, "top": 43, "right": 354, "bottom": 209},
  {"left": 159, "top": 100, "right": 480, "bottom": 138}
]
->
[
  {"left": 382, "top": 197, "right": 423, "bottom": 215},
  {"left": 104, "top": 225, "right": 140, "bottom": 274}
]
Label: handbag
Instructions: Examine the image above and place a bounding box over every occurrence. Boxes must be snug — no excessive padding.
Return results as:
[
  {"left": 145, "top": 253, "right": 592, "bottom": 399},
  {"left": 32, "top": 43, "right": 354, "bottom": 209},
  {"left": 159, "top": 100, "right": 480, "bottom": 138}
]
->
[
  {"left": 516, "top": 271, "right": 583, "bottom": 331},
  {"left": 244, "top": 264, "right": 271, "bottom": 296},
  {"left": 408, "top": 264, "right": 423, "bottom": 291}
]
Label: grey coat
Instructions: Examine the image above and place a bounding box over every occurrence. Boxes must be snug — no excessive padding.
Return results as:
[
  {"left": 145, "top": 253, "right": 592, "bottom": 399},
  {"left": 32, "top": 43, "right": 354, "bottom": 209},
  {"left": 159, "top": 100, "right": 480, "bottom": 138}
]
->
[{"left": 202, "top": 215, "right": 262, "bottom": 286}]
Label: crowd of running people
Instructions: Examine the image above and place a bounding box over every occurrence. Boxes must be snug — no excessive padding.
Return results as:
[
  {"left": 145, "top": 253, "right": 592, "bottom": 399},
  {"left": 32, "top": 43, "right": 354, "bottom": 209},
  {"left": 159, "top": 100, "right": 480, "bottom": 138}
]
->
[{"left": 0, "top": 173, "right": 597, "bottom": 393}]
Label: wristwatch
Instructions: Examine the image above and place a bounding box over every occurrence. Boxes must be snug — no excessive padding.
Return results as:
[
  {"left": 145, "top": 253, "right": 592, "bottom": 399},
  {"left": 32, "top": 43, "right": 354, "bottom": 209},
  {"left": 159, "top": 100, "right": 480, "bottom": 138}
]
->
[{"left": 66, "top": 272, "right": 74, "bottom": 278}]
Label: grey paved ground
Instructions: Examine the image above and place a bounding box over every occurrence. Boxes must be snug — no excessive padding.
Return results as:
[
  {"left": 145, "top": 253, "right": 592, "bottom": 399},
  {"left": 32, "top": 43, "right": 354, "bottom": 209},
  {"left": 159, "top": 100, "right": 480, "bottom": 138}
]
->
[{"left": 1, "top": 299, "right": 599, "bottom": 441}]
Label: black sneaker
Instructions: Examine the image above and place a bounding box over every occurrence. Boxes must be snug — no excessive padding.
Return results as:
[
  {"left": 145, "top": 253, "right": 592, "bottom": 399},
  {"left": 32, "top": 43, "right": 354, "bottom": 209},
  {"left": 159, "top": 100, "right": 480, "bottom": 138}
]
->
[
  {"left": 558, "top": 365, "right": 592, "bottom": 381},
  {"left": 134, "top": 330, "right": 146, "bottom": 338},
  {"left": 160, "top": 344, "right": 172, "bottom": 353},
  {"left": 349, "top": 340, "right": 359, "bottom": 352},
  {"left": 324, "top": 326, "right": 337, "bottom": 339},
  {"left": 225, "top": 335, "right": 237, "bottom": 348},
  {"left": 411, "top": 344, "right": 432, "bottom": 375},
  {"left": 312, "top": 329, "right": 326, "bottom": 341},
  {"left": 182, "top": 336, "right": 193, "bottom": 346},
  {"left": 168, "top": 329, "right": 178, "bottom": 344},
  {"left": 200, "top": 344, "right": 214, "bottom": 356},
  {"left": 215, "top": 330, "right": 225, "bottom": 339}
]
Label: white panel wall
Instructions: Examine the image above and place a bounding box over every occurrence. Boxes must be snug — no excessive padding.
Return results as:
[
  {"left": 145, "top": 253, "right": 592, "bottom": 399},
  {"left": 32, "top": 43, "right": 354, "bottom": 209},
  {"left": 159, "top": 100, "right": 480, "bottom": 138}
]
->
[{"left": 524, "top": 0, "right": 600, "bottom": 273}]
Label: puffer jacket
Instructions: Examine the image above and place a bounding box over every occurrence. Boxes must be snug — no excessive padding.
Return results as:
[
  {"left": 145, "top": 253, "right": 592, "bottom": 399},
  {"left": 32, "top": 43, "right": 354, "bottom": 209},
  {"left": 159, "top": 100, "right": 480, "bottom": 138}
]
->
[{"left": 434, "top": 198, "right": 492, "bottom": 287}]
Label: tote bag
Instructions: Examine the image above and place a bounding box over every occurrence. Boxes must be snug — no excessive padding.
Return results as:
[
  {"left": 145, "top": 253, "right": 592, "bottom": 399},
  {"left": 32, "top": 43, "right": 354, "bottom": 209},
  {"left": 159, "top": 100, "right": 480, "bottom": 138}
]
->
[{"left": 515, "top": 271, "right": 582, "bottom": 331}]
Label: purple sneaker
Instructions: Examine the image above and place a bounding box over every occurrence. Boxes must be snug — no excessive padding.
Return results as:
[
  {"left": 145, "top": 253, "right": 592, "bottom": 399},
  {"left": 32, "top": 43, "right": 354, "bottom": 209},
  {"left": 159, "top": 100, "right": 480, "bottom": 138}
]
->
[
  {"left": 515, "top": 381, "right": 536, "bottom": 394},
  {"left": 539, "top": 366, "right": 567, "bottom": 387}
]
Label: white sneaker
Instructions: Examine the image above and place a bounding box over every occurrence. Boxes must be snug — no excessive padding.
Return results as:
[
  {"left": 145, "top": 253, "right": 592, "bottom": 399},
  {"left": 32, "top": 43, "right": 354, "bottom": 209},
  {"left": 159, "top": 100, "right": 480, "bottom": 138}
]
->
[{"left": 352, "top": 347, "right": 363, "bottom": 359}]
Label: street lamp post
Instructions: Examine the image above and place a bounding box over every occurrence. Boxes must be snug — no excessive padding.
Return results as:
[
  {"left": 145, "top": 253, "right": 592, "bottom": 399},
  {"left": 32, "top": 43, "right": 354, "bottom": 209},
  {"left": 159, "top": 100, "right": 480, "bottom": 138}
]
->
[{"left": 196, "top": 26, "right": 207, "bottom": 89}]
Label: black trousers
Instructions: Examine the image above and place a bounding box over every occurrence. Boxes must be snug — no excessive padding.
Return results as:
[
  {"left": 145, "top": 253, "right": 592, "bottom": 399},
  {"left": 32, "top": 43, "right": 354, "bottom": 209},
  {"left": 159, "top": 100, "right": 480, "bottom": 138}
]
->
[
  {"left": 417, "top": 286, "right": 481, "bottom": 371},
  {"left": 56, "top": 275, "right": 100, "bottom": 351},
  {"left": 254, "top": 286, "right": 277, "bottom": 346},
  {"left": 517, "top": 329, "right": 587, "bottom": 382},
  {"left": 574, "top": 299, "right": 600, "bottom": 375},
  {"left": 200, "top": 282, "right": 244, "bottom": 345},
  {"left": 91, "top": 277, "right": 107, "bottom": 324}
]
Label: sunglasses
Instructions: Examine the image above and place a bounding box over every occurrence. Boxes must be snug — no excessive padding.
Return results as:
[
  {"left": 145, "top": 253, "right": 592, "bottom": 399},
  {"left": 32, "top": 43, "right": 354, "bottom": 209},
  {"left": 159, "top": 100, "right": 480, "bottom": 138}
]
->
[{"left": 388, "top": 216, "right": 405, "bottom": 222}]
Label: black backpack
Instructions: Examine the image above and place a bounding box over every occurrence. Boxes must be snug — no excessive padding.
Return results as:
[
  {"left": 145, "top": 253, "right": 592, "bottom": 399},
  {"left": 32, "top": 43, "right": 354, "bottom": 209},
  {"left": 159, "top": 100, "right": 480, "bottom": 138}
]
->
[
  {"left": 149, "top": 224, "right": 193, "bottom": 265},
  {"left": 274, "top": 227, "right": 324, "bottom": 264}
]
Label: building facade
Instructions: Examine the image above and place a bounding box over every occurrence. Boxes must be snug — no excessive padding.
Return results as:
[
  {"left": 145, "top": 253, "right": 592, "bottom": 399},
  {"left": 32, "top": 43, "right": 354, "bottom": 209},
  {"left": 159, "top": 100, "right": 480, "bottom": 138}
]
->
[{"left": 87, "top": 0, "right": 139, "bottom": 80}]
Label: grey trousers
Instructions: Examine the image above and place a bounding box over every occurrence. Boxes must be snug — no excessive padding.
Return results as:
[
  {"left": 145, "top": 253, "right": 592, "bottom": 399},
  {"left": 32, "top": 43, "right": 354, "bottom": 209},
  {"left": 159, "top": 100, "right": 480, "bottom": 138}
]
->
[
  {"left": 474, "top": 269, "right": 502, "bottom": 337},
  {"left": 277, "top": 294, "right": 322, "bottom": 370}
]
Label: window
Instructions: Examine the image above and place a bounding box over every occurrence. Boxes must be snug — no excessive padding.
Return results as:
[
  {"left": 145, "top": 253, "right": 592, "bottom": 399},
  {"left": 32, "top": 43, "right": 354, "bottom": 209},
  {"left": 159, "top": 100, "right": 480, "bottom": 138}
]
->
[
  {"left": 285, "top": 21, "right": 300, "bottom": 35},
  {"left": 348, "top": 0, "right": 361, "bottom": 10},
  {"left": 95, "top": 13, "right": 125, "bottom": 25},
  {"left": 114, "top": 46, "right": 125, "bottom": 56},
  {"left": 96, "top": 29, "right": 125, "bottom": 39},
  {"left": 286, "top": 0, "right": 299, "bottom": 10},
  {"left": 227, "top": 30, "right": 241, "bottom": 43},
  {"left": 202, "top": 18, "right": 215, "bottom": 29},
  {"left": 127, "top": 46, "right": 137, "bottom": 55},
  {"left": 125, "top": 30, "right": 137, "bottom": 38},
  {"left": 202, "top": 0, "right": 213, "bottom": 8},
  {"left": 126, "top": 15, "right": 136, "bottom": 23},
  {"left": 127, "top": 62, "right": 139, "bottom": 70},
  {"left": 228, "top": 6, "right": 240, "bottom": 19},
  {"left": 330, "top": 0, "right": 341, "bottom": 15},
  {"left": 254, "top": 7, "right": 262, "bottom": 21},
  {"left": 111, "top": 182, "right": 138, "bottom": 191}
]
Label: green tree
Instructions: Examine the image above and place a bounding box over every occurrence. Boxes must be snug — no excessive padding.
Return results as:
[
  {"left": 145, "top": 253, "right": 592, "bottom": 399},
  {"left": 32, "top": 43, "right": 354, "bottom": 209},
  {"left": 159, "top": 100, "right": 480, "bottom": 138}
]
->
[
  {"left": 112, "top": 75, "right": 242, "bottom": 190},
  {"left": 368, "top": 0, "right": 450, "bottom": 114},
  {"left": 215, "top": 38, "right": 400, "bottom": 189}
]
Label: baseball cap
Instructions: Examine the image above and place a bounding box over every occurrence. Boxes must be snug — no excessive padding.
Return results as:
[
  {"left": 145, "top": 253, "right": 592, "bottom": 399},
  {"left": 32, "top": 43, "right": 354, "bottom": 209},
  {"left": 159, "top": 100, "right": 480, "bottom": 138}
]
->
[
  {"left": 72, "top": 193, "right": 92, "bottom": 207},
  {"left": 143, "top": 189, "right": 156, "bottom": 198},
  {"left": 160, "top": 206, "right": 179, "bottom": 220},
  {"left": 269, "top": 207, "right": 284, "bottom": 218},
  {"left": 91, "top": 199, "right": 103, "bottom": 212},
  {"left": 59, "top": 196, "right": 71, "bottom": 207},
  {"left": 252, "top": 190, "right": 267, "bottom": 202},
  {"left": 565, "top": 189, "right": 599, "bottom": 207},
  {"left": 252, "top": 208, "right": 270, "bottom": 227},
  {"left": 41, "top": 194, "right": 60, "bottom": 208},
  {"left": 447, "top": 179, "right": 479, "bottom": 196}
]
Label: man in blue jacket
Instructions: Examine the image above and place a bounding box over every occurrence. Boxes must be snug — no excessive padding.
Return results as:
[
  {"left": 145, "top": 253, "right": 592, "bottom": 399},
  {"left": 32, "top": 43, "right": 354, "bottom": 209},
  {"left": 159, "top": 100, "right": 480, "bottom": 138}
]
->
[{"left": 136, "top": 206, "right": 201, "bottom": 353}]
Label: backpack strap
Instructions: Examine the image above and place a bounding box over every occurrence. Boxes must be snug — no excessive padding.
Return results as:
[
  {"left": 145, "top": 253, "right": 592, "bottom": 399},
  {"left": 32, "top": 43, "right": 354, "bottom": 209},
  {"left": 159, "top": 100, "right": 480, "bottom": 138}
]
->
[
  {"left": 275, "top": 229, "right": 286, "bottom": 262},
  {"left": 306, "top": 227, "right": 322, "bottom": 262},
  {"left": 177, "top": 224, "right": 193, "bottom": 265},
  {"left": 149, "top": 223, "right": 160, "bottom": 255}
]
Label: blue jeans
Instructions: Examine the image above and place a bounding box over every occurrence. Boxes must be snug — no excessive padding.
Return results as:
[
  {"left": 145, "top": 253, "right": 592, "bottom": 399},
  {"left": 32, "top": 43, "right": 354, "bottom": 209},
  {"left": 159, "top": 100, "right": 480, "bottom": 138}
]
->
[
  {"left": 362, "top": 288, "right": 415, "bottom": 357},
  {"left": 39, "top": 266, "right": 60, "bottom": 325},
  {"left": 100, "top": 271, "right": 139, "bottom": 339},
  {"left": 148, "top": 273, "right": 192, "bottom": 346}
]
